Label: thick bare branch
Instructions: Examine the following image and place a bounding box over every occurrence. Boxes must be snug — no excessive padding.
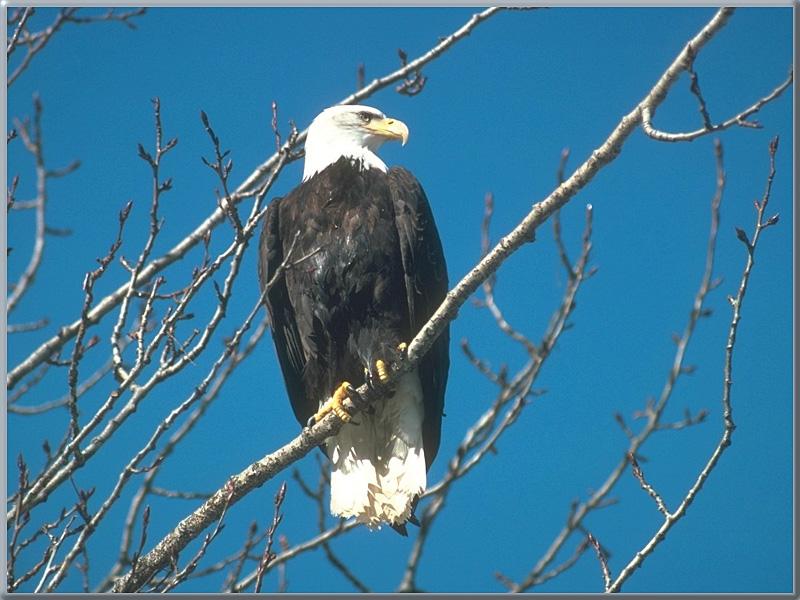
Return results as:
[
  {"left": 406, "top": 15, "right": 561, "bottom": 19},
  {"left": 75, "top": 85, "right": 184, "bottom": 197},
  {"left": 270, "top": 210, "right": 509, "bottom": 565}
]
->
[
  {"left": 642, "top": 67, "right": 792, "bottom": 142},
  {"left": 158, "top": 483, "right": 234, "bottom": 592}
]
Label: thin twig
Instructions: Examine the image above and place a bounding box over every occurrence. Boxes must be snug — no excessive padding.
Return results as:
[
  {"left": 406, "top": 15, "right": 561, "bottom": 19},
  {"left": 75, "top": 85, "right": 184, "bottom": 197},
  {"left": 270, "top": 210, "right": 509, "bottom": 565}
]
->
[
  {"left": 112, "top": 97, "right": 176, "bottom": 384},
  {"left": 587, "top": 532, "right": 611, "bottom": 591},
  {"left": 232, "top": 521, "right": 359, "bottom": 592},
  {"left": 220, "top": 522, "right": 260, "bottom": 591},
  {"left": 476, "top": 192, "right": 539, "bottom": 358},
  {"left": 460, "top": 338, "right": 507, "bottom": 386},
  {"left": 66, "top": 202, "right": 133, "bottom": 444},
  {"left": 8, "top": 8, "right": 145, "bottom": 87},
  {"left": 607, "top": 137, "right": 781, "bottom": 592},
  {"left": 510, "top": 137, "right": 726, "bottom": 593},
  {"left": 628, "top": 452, "right": 670, "bottom": 517},
  {"left": 685, "top": 46, "right": 713, "bottom": 129},
  {"left": 8, "top": 318, "right": 49, "bottom": 334},
  {"left": 200, "top": 110, "right": 243, "bottom": 239},
  {"left": 254, "top": 482, "right": 287, "bottom": 593},
  {"left": 149, "top": 487, "right": 212, "bottom": 501},
  {"left": 552, "top": 148, "right": 573, "bottom": 274},
  {"left": 8, "top": 96, "right": 47, "bottom": 313},
  {"left": 7, "top": 6, "right": 34, "bottom": 57}
]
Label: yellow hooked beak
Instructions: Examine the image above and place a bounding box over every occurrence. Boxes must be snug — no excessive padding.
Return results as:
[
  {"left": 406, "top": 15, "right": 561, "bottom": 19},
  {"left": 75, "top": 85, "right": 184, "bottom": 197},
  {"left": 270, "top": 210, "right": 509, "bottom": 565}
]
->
[{"left": 365, "top": 117, "right": 409, "bottom": 146}]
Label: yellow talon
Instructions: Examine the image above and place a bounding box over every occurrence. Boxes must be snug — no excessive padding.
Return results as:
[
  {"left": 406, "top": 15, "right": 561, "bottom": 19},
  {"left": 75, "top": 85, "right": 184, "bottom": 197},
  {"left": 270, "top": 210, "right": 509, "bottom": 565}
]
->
[
  {"left": 375, "top": 360, "right": 389, "bottom": 384},
  {"left": 368, "top": 344, "right": 406, "bottom": 386},
  {"left": 313, "top": 381, "right": 353, "bottom": 423}
]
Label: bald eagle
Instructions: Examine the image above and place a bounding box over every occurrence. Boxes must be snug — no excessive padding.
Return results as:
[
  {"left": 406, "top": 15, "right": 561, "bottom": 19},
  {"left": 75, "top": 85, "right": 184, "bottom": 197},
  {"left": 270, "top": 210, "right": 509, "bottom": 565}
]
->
[{"left": 258, "top": 105, "right": 449, "bottom": 533}]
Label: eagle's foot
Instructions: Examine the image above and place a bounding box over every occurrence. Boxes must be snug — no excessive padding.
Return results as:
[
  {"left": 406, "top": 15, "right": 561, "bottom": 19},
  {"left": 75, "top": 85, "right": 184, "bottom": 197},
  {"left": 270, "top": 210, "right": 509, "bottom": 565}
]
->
[
  {"left": 397, "top": 342, "right": 408, "bottom": 360},
  {"left": 365, "top": 342, "right": 409, "bottom": 395},
  {"left": 312, "top": 381, "right": 354, "bottom": 424}
]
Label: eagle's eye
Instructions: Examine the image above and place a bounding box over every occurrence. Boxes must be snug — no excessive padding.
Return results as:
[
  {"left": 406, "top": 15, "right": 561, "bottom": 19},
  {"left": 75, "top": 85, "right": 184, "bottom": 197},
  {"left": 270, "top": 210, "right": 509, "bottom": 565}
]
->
[{"left": 357, "top": 111, "right": 374, "bottom": 123}]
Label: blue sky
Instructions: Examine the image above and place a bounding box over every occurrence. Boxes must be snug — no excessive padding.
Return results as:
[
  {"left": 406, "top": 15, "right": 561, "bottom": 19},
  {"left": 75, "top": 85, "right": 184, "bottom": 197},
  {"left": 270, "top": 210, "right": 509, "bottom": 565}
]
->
[{"left": 5, "top": 6, "right": 793, "bottom": 593}]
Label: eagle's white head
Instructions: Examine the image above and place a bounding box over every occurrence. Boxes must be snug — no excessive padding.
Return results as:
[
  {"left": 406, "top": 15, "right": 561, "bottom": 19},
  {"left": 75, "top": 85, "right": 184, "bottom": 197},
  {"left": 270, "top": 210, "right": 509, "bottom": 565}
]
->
[{"left": 302, "top": 105, "right": 409, "bottom": 181}]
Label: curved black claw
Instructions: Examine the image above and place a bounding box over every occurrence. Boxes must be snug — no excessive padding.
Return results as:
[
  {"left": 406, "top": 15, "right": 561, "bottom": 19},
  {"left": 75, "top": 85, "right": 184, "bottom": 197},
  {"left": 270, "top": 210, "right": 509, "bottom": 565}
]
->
[
  {"left": 364, "top": 368, "right": 380, "bottom": 393},
  {"left": 407, "top": 496, "right": 421, "bottom": 527},
  {"left": 366, "top": 362, "right": 397, "bottom": 398},
  {"left": 345, "top": 383, "right": 373, "bottom": 417},
  {"left": 390, "top": 521, "right": 409, "bottom": 537}
]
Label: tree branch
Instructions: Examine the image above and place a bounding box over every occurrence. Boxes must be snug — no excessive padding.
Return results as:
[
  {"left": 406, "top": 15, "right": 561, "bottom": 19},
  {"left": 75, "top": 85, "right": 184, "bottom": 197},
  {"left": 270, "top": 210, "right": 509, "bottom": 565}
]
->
[
  {"left": 8, "top": 96, "right": 49, "bottom": 313},
  {"left": 641, "top": 67, "right": 792, "bottom": 142},
  {"left": 510, "top": 137, "right": 726, "bottom": 593},
  {"left": 607, "top": 136, "right": 781, "bottom": 592},
  {"left": 7, "top": 6, "right": 34, "bottom": 57},
  {"left": 7, "top": 8, "right": 145, "bottom": 87}
]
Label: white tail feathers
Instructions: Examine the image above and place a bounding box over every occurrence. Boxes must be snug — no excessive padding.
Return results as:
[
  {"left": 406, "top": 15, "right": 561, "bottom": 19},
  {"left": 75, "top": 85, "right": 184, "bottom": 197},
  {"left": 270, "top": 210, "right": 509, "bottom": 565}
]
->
[{"left": 325, "top": 371, "right": 426, "bottom": 529}]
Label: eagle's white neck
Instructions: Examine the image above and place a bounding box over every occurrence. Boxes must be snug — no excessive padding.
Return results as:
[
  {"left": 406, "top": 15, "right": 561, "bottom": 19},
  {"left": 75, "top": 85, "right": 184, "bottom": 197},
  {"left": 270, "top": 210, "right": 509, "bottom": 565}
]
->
[
  {"left": 302, "top": 142, "right": 387, "bottom": 181},
  {"left": 302, "top": 116, "right": 388, "bottom": 181}
]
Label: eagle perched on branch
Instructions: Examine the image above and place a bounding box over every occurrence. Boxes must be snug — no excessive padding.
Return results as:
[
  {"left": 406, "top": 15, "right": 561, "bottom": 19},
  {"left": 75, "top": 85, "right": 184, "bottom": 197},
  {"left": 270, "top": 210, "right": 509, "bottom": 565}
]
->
[{"left": 258, "top": 105, "right": 450, "bottom": 534}]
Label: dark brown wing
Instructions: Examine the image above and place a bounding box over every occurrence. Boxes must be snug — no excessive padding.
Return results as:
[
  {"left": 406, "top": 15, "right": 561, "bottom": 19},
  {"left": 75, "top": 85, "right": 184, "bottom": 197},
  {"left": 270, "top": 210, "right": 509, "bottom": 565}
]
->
[
  {"left": 258, "top": 197, "right": 317, "bottom": 426},
  {"left": 387, "top": 167, "right": 450, "bottom": 469}
]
